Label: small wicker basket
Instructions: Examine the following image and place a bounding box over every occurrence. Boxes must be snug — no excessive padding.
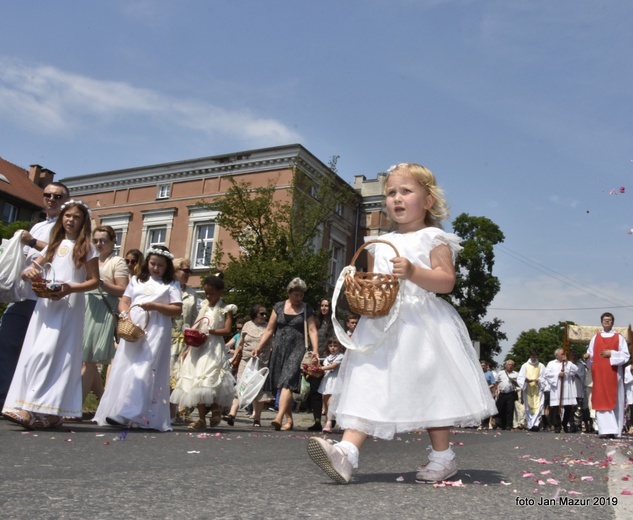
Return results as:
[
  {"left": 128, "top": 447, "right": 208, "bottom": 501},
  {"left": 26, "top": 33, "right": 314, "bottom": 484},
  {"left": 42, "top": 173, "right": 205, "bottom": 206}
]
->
[
  {"left": 31, "top": 262, "right": 63, "bottom": 298},
  {"left": 117, "top": 304, "right": 150, "bottom": 342},
  {"left": 344, "top": 239, "right": 400, "bottom": 317}
]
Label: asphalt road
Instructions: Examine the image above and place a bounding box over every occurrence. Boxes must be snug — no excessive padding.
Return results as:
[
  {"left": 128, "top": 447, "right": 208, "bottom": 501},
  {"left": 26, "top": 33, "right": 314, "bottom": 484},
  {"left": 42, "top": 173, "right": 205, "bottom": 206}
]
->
[{"left": 1, "top": 410, "right": 631, "bottom": 520}]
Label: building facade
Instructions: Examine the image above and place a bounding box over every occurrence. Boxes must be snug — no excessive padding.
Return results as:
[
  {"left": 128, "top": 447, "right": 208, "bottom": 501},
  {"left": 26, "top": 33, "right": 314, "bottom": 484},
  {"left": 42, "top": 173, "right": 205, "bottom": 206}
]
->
[
  {"left": 62, "top": 144, "right": 386, "bottom": 290},
  {"left": 0, "top": 159, "right": 55, "bottom": 226}
]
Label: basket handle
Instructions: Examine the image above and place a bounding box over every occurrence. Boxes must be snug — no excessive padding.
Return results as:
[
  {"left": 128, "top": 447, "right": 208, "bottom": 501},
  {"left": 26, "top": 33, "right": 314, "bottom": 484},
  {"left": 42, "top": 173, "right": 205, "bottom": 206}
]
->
[
  {"left": 190, "top": 316, "right": 210, "bottom": 331},
  {"left": 41, "top": 261, "right": 57, "bottom": 283},
  {"left": 127, "top": 304, "right": 151, "bottom": 331},
  {"left": 349, "top": 239, "right": 400, "bottom": 267}
]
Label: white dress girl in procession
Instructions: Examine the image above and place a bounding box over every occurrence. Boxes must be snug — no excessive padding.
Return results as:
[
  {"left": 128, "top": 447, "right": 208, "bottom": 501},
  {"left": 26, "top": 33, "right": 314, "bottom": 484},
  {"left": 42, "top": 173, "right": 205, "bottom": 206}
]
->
[
  {"left": 318, "top": 338, "right": 344, "bottom": 433},
  {"left": 94, "top": 246, "right": 182, "bottom": 431},
  {"left": 2, "top": 200, "right": 98, "bottom": 430},
  {"left": 308, "top": 163, "right": 497, "bottom": 484}
]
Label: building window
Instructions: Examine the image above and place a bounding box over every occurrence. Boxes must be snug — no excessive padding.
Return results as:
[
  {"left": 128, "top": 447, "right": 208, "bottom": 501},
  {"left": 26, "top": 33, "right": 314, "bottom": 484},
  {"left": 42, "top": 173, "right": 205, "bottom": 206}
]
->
[
  {"left": 193, "top": 224, "right": 215, "bottom": 268},
  {"left": 157, "top": 184, "right": 171, "bottom": 199},
  {"left": 329, "top": 240, "right": 346, "bottom": 286},
  {"left": 1, "top": 203, "right": 18, "bottom": 223},
  {"left": 335, "top": 202, "right": 344, "bottom": 217},
  {"left": 147, "top": 227, "right": 167, "bottom": 249},
  {"left": 113, "top": 230, "right": 123, "bottom": 256}
]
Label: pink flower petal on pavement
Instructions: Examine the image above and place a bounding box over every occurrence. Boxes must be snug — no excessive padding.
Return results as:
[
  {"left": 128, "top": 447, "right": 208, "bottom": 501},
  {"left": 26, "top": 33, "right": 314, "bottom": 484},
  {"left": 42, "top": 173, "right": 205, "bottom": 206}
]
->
[
  {"left": 621, "top": 490, "right": 633, "bottom": 495},
  {"left": 522, "top": 473, "right": 534, "bottom": 478},
  {"left": 540, "top": 470, "right": 551, "bottom": 475},
  {"left": 536, "top": 479, "right": 545, "bottom": 486},
  {"left": 581, "top": 476, "right": 593, "bottom": 482},
  {"left": 500, "top": 480, "right": 512, "bottom": 486},
  {"left": 546, "top": 478, "right": 559, "bottom": 485},
  {"left": 568, "top": 491, "right": 582, "bottom": 495}
]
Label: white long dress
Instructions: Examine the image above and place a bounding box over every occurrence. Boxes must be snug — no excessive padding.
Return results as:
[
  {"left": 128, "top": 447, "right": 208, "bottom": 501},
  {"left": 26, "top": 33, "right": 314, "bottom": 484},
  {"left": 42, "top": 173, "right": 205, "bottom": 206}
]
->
[
  {"left": 170, "top": 299, "right": 237, "bottom": 408},
  {"left": 331, "top": 228, "right": 498, "bottom": 439},
  {"left": 94, "top": 276, "right": 182, "bottom": 431},
  {"left": 2, "top": 239, "right": 97, "bottom": 418}
]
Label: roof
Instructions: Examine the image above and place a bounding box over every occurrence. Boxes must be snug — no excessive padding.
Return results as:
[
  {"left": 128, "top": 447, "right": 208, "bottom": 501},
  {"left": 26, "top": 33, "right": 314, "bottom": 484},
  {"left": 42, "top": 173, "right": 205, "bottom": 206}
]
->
[{"left": 0, "top": 157, "right": 44, "bottom": 207}]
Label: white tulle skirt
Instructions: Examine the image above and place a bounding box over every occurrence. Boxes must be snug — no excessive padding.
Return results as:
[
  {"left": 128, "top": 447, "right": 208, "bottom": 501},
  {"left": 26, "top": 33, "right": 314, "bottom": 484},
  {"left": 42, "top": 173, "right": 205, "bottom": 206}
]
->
[{"left": 331, "top": 294, "right": 497, "bottom": 440}]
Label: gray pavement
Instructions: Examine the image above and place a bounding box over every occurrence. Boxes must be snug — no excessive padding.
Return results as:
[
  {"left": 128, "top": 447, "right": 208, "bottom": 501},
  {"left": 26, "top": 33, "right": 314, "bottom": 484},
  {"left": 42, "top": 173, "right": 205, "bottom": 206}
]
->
[{"left": 1, "top": 410, "right": 632, "bottom": 520}]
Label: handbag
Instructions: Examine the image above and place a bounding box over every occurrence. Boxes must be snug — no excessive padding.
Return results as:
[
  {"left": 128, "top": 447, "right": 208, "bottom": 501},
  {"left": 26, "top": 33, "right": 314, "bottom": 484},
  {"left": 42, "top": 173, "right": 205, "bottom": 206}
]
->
[
  {"left": 183, "top": 317, "right": 210, "bottom": 347},
  {"left": 292, "top": 375, "right": 311, "bottom": 403},
  {"left": 236, "top": 357, "right": 269, "bottom": 409},
  {"left": 0, "top": 230, "right": 29, "bottom": 303},
  {"left": 117, "top": 304, "right": 150, "bottom": 342},
  {"left": 230, "top": 349, "right": 243, "bottom": 371}
]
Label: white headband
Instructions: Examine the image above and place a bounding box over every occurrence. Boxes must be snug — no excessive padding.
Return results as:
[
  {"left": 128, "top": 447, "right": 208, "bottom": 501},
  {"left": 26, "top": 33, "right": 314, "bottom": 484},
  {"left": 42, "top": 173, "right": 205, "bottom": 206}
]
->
[{"left": 146, "top": 247, "right": 174, "bottom": 260}]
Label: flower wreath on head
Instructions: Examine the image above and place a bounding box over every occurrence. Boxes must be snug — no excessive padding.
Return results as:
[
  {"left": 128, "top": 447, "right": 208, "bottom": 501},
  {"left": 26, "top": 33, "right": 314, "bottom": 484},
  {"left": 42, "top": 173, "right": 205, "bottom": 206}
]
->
[
  {"left": 145, "top": 247, "right": 175, "bottom": 260},
  {"left": 61, "top": 199, "right": 91, "bottom": 216}
]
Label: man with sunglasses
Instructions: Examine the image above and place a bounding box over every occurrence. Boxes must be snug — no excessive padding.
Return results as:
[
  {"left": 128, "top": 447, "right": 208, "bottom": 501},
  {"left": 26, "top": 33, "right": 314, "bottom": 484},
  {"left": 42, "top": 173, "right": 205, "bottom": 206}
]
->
[{"left": 0, "top": 182, "right": 70, "bottom": 409}]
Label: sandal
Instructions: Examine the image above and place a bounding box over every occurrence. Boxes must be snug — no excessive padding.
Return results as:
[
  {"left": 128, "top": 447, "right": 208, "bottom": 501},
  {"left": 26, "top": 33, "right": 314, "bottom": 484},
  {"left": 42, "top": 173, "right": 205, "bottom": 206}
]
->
[
  {"left": 271, "top": 419, "right": 282, "bottom": 431},
  {"left": 226, "top": 414, "right": 235, "bottom": 426},
  {"left": 33, "top": 415, "right": 64, "bottom": 430},
  {"left": 281, "top": 421, "right": 294, "bottom": 431},
  {"left": 188, "top": 419, "right": 207, "bottom": 431},
  {"left": 252, "top": 420, "right": 261, "bottom": 427},
  {"left": 3, "top": 410, "right": 36, "bottom": 430},
  {"left": 208, "top": 404, "right": 222, "bottom": 427}
]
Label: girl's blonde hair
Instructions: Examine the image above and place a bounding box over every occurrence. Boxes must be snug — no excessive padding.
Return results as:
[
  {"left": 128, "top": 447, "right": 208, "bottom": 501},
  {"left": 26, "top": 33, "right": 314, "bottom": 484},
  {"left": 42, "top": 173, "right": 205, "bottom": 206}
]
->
[{"left": 385, "top": 163, "right": 449, "bottom": 227}]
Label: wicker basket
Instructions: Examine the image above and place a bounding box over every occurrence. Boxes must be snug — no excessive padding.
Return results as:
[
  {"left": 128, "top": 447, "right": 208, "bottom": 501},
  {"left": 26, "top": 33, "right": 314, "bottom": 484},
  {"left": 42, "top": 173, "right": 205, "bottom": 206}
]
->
[
  {"left": 344, "top": 239, "right": 400, "bottom": 317},
  {"left": 183, "top": 317, "right": 210, "bottom": 347},
  {"left": 31, "top": 262, "right": 63, "bottom": 298},
  {"left": 117, "top": 304, "right": 150, "bottom": 342}
]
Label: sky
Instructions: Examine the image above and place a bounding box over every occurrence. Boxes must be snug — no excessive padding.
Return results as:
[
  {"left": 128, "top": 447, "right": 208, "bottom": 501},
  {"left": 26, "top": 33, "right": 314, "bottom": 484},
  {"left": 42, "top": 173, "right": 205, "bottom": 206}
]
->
[{"left": 1, "top": 0, "right": 632, "bottom": 362}]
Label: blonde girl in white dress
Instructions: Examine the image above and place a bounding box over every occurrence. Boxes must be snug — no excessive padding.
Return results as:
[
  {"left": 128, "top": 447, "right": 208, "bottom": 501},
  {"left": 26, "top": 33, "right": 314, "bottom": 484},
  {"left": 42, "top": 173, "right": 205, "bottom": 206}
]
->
[
  {"left": 94, "top": 246, "right": 182, "bottom": 431},
  {"left": 308, "top": 163, "right": 497, "bottom": 484},
  {"left": 2, "top": 201, "right": 99, "bottom": 430},
  {"left": 170, "top": 275, "right": 236, "bottom": 430}
]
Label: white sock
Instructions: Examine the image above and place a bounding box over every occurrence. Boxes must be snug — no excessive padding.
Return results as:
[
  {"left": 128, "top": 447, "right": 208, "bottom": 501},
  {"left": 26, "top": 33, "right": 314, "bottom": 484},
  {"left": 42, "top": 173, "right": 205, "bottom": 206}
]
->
[
  {"left": 338, "top": 440, "right": 360, "bottom": 468},
  {"left": 429, "top": 447, "right": 456, "bottom": 462}
]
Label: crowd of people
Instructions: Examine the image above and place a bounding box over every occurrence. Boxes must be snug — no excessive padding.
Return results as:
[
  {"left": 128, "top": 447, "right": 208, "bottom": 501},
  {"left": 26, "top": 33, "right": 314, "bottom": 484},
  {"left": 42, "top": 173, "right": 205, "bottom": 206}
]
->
[
  {"left": 481, "top": 314, "right": 633, "bottom": 439},
  {"left": 2, "top": 165, "right": 632, "bottom": 487}
]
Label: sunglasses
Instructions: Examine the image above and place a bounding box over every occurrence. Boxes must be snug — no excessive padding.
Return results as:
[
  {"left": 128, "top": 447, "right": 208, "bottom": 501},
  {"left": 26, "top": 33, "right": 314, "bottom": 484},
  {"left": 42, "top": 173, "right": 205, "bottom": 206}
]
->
[
  {"left": 258, "top": 312, "right": 267, "bottom": 316},
  {"left": 125, "top": 259, "right": 138, "bottom": 265},
  {"left": 178, "top": 268, "right": 192, "bottom": 274},
  {"left": 43, "top": 193, "right": 65, "bottom": 200},
  {"left": 92, "top": 238, "right": 109, "bottom": 244}
]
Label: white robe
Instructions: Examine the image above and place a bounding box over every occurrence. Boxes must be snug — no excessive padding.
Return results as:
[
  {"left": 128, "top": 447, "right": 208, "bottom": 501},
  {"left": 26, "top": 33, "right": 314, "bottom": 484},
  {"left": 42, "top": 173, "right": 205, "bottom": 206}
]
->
[
  {"left": 544, "top": 360, "right": 578, "bottom": 407},
  {"left": 517, "top": 360, "right": 547, "bottom": 429}
]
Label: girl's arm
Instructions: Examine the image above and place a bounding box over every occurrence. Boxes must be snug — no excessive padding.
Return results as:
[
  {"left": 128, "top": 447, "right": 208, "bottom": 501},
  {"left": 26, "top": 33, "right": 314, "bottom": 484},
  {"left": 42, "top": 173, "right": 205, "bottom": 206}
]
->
[
  {"left": 139, "top": 300, "right": 183, "bottom": 317},
  {"left": 390, "top": 243, "right": 456, "bottom": 294},
  {"left": 209, "top": 311, "right": 233, "bottom": 336},
  {"left": 119, "top": 295, "right": 132, "bottom": 315},
  {"left": 321, "top": 361, "right": 341, "bottom": 372},
  {"left": 252, "top": 310, "right": 277, "bottom": 357},
  {"left": 21, "top": 255, "right": 46, "bottom": 281},
  {"left": 51, "top": 257, "right": 100, "bottom": 300}
]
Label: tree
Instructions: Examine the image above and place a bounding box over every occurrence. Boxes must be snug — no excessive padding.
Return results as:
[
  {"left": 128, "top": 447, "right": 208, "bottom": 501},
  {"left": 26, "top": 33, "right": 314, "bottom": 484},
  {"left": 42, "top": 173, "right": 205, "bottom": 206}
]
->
[
  {"left": 447, "top": 213, "right": 506, "bottom": 362},
  {"left": 203, "top": 157, "right": 358, "bottom": 313},
  {"left": 505, "top": 321, "right": 573, "bottom": 365}
]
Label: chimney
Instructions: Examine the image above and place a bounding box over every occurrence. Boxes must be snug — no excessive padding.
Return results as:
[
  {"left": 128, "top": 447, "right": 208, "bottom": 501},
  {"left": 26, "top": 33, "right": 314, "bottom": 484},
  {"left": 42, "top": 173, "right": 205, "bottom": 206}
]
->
[{"left": 28, "top": 164, "right": 56, "bottom": 188}]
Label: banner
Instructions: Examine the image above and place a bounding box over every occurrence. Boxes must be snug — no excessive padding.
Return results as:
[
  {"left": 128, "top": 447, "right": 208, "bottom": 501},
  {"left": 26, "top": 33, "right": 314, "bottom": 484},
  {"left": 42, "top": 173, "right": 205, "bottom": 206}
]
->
[{"left": 566, "top": 324, "right": 632, "bottom": 345}]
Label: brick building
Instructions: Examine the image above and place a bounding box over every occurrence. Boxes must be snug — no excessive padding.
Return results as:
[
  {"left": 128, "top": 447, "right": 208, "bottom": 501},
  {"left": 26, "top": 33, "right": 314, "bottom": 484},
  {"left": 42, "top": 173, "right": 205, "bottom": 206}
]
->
[
  {"left": 62, "top": 144, "right": 388, "bottom": 290},
  {"left": 0, "top": 158, "right": 55, "bottom": 225}
]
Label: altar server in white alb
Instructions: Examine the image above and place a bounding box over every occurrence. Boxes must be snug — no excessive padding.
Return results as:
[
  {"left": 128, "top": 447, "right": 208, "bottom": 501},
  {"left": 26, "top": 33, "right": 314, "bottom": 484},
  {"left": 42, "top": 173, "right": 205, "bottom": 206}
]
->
[
  {"left": 584, "top": 313, "right": 630, "bottom": 439},
  {"left": 544, "top": 348, "right": 578, "bottom": 433}
]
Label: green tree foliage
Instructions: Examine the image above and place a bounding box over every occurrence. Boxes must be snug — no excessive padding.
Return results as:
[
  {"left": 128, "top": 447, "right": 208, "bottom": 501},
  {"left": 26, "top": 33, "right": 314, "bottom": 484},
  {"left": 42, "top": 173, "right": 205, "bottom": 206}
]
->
[
  {"left": 447, "top": 213, "right": 506, "bottom": 362},
  {"left": 505, "top": 321, "right": 574, "bottom": 365},
  {"left": 203, "top": 158, "right": 357, "bottom": 314}
]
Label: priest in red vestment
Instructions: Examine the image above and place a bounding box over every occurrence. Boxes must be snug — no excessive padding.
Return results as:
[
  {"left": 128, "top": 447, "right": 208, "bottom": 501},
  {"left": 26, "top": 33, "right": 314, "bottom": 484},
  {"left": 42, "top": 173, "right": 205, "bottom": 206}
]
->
[{"left": 584, "top": 313, "right": 630, "bottom": 438}]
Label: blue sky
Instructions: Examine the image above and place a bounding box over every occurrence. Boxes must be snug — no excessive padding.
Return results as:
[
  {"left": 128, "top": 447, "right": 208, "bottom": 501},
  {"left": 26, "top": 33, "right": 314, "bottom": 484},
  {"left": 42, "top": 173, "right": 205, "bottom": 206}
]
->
[{"left": 2, "top": 1, "right": 632, "bottom": 361}]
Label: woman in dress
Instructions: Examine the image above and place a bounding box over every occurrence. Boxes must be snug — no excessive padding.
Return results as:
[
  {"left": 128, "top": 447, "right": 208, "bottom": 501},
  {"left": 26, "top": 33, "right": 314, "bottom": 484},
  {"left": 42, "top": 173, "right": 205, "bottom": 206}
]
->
[
  {"left": 226, "top": 304, "right": 273, "bottom": 427},
  {"left": 252, "top": 277, "right": 319, "bottom": 431},
  {"left": 170, "top": 275, "right": 236, "bottom": 430},
  {"left": 95, "top": 246, "right": 182, "bottom": 431},
  {"left": 2, "top": 200, "right": 99, "bottom": 429},
  {"left": 306, "top": 298, "right": 333, "bottom": 432},
  {"left": 81, "top": 226, "right": 129, "bottom": 404}
]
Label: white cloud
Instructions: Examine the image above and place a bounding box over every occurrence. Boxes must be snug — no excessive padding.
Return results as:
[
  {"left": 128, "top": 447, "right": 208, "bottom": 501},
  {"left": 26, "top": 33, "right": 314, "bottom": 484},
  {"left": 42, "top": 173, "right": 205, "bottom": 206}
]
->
[{"left": 0, "top": 58, "right": 301, "bottom": 145}]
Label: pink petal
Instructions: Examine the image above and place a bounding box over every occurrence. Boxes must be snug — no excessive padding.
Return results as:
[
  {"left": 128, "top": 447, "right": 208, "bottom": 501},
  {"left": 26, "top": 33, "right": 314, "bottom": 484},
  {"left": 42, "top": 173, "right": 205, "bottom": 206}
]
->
[
  {"left": 540, "top": 470, "right": 551, "bottom": 475},
  {"left": 546, "top": 478, "right": 559, "bottom": 485},
  {"left": 621, "top": 490, "right": 633, "bottom": 495},
  {"left": 581, "top": 476, "right": 593, "bottom": 482},
  {"left": 523, "top": 473, "right": 534, "bottom": 478},
  {"left": 568, "top": 491, "right": 582, "bottom": 495}
]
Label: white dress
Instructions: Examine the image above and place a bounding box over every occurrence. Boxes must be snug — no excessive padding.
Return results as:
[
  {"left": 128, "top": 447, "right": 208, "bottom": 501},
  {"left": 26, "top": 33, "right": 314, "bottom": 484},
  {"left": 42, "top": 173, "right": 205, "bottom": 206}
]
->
[
  {"left": 94, "top": 276, "right": 182, "bottom": 431},
  {"left": 2, "top": 239, "right": 97, "bottom": 418},
  {"left": 331, "top": 228, "right": 498, "bottom": 440},
  {"left": 170, "top": 299, "right": 237, "bottom": 408},
  {"left": 318, "top": 353, "right": 344, "bottom": 395}
]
